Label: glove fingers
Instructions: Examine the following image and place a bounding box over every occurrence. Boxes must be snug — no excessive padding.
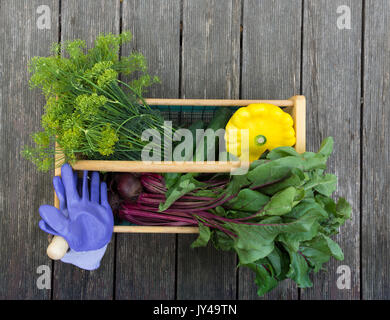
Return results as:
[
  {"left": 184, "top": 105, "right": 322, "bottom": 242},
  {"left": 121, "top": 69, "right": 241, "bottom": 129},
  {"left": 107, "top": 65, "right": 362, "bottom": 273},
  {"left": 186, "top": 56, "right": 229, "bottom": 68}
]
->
[
  {"left": 82, "top": 170, "right": 89, "bottom": 201},
  {"left": 53, "top": 176, "right": 66, "bottom": 211},
  {"left": 100, "top": 181, "right": 114, "bottom": 227},
  {"left": 90, "top": 171, "right": 100, "bottom": 203},
  {"left": 74, "top": 172, "right": 80, "bottom": 197},
  {"left": 100, "top": 182, "right": 110, "bottom": 210},
  {"left": 39, "top": 204, "right": 69, "bottom": 234},
  {"left": 38, "top": 219, "right": 62, "bottom": 237},
  {"left": 61, "top": 164, "right": 80, "bottom": 207}
]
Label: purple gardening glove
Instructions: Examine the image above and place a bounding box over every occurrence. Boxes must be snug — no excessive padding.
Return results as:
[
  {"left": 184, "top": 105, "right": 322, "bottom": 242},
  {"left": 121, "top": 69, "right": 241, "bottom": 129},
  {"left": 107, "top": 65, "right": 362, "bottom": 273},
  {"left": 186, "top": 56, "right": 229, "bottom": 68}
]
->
[{"left": 39, "top": 164, "right": 114, "bottom": 270}]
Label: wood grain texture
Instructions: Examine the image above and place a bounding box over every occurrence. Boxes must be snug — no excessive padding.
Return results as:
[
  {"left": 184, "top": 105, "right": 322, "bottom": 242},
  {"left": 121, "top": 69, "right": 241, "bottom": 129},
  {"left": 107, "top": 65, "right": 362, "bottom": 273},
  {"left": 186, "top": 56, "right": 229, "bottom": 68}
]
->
[
  {"left": 181, "top": 0, "right": 240, "bottom": 100},
  {"left": 122, "top": 0, "right": 181, "bottom": 99},
  {"left": 115, "top": 234, "right": 176, "bottom": 299},
  {"left": 177, "top": 0, "right": 241, "bottom": 300},
  {"left": 145, "top": 98, "right": 293, "bottom": 106},
  {"left": 71, "top": 160, "right": 245, "bottom": 173},
  {"left": 301, "top": 0, "right": 362, "bottom": 299},
  {"left": 114, "top": 226, "right": 199, "bottom": 233},
  {"left": 0, "top": 0, "right": 58, "bottom": 299},
  {"left": 241, "top": 0, "right": 302, "bottom": 100},
  {"left": 115, "top": 0, "right": 180, "bottom": 300},
  {"left": 239, "top": 0, "right": 302, "bottom": 300},
  {"left": 177, "top": 239, "right": 237, "bottom": 300},
  {"left": 362, "top": 0, "right": 390, "bottom": 300},
  {"left": 52, "top": 0, "right": 120, "bottom": 300},
  {"left": 52, "top": 243, "right": 115, "bottom": 300}
]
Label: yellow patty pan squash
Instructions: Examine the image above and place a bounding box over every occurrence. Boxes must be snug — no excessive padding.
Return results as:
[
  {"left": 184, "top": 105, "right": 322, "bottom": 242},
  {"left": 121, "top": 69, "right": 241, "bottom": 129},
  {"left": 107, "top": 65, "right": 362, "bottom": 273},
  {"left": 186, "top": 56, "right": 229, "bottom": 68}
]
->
[{"left": 225, "top": 103, "right": 296, "bottom": 161}]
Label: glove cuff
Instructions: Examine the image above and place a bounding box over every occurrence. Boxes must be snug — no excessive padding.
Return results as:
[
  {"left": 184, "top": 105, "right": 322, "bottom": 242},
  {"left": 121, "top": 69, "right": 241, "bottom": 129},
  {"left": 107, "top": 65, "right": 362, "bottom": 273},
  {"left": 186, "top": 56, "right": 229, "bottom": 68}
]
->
[{"left": 60, "top": 245, "right": 108, "bottom": 270}]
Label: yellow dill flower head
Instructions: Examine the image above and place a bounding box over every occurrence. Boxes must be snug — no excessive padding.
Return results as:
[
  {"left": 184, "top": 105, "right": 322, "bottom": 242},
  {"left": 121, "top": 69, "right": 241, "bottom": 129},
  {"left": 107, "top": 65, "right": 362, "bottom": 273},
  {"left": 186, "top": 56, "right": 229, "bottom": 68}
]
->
[
  {"left": 75, "top": 93, "right": 107, "bottom": 118},
  {"left": 91, "top": 61, "right": 114, "bottom": 74},
  {"left": 97, "top": 69, "right": 118, "bottom": 88},
  {"left": 97, "top": 125, "right": 119, "bottom": 156},
  {"left": 60, "top": 126, "right": 83, "bottom": 151}
]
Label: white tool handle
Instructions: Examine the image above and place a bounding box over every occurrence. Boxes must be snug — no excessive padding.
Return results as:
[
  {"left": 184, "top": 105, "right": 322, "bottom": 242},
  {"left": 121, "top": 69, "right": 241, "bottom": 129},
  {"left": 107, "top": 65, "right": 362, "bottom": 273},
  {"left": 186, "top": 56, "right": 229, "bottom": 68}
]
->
[{"left": 47, "top": 235, "right": 69, "bottom": 260}]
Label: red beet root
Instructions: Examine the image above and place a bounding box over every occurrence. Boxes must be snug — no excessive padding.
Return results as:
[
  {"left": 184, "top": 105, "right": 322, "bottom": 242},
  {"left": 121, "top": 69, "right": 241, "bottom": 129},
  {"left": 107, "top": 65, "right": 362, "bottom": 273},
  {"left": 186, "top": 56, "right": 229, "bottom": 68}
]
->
[{"left": 115, "top": 173, "right": 142, "bottom": 201}]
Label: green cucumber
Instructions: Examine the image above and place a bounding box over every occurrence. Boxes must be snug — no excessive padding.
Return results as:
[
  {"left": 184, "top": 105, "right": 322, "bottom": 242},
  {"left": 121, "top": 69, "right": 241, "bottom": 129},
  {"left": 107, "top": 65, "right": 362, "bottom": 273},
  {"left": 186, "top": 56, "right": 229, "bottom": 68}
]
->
[{"left": 193, "top": 107, "right": 232, "bottom": 162}]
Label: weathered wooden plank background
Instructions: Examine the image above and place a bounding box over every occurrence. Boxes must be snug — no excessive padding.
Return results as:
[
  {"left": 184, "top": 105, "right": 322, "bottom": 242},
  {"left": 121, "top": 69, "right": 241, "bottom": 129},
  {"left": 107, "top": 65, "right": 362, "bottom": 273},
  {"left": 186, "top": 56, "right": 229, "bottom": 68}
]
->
[
  {"left": 301, "top": 0, "right": 362, "bottom": 300},
  {"left": 239, "top": 0, "right": 302, "bottom": 300},
  {"left": 116, "top": 0, "right": 180, "bottom": 300},
  {"left": 362, "top": 0, "right": 390, "bottom": 300},
  {"left": 0, "top": 0, "right": 58, "bottom": 300},
  {"left": 0, "top": 0, "right": 389, "bottom": 300},
  {"left": 177, "top": 0, "right": 240, "bottom": 300},
  {"left": 52, "top": 0, "right": 119, "bottom": 300}
]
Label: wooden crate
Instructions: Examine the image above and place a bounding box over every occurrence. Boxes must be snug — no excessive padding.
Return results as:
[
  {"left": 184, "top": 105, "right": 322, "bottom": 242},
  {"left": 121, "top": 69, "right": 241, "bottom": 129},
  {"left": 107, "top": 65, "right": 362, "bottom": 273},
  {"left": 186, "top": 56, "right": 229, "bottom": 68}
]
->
[{"left": 54, "top": 95, "right": 306, "bottom": 234}]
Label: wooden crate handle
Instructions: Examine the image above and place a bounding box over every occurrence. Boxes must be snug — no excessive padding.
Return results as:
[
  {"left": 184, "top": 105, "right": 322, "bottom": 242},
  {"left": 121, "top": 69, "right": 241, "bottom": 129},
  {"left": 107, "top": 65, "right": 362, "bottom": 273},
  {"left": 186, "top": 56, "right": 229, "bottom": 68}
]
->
[
  {"left": 47, "top": 144, "right": 69, "bottom": 260},
  {"left": 47, "top": 236, "right": 69, "bottom": 260},
  {"left": 145, "top": 98, "right": 294, "bottom": 107},
  {"left": 289, "top": 95, "right": 306, "bottom": 153}
]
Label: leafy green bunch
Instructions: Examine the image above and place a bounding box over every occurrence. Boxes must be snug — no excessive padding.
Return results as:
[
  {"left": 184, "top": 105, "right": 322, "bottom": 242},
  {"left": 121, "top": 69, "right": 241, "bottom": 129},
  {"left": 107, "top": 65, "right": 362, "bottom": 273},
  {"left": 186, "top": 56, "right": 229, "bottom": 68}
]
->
[
  {"left": 23, "top": 32, "right": 163, "bottom": 171},
  {"left": 162, "top": 137, "right": 351, "bottom": 296}
]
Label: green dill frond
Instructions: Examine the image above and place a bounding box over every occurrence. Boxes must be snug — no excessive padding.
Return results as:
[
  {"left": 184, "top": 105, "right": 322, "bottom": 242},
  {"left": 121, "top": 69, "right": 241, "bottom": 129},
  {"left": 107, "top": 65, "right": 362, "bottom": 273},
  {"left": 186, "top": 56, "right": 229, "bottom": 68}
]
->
[{"left": 23, "top": 31, "right": 165, "bottom": 171}]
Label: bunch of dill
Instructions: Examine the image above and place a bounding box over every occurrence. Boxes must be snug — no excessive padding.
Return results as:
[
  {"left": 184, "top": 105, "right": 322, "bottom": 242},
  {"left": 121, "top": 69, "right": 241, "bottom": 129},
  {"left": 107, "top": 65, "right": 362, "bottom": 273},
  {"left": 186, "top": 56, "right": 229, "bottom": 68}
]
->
[{"left": 23, "top": 32, "right": 166, "bottom": 171}]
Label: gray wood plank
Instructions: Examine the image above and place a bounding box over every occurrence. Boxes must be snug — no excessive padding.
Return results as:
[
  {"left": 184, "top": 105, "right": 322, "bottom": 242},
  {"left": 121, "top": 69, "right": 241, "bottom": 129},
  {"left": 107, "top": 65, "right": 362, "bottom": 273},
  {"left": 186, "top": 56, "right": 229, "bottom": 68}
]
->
[
  {"left": 0, "top": 0, "right": 59, "bottom": 299},
  {"left": 239, "top": 0, "right": 302, "bottom": 300},
  {"left": 300, "top": 0, "right": 361, "bottom": 299},
  {"left": 52, "top": 0, "right": 120, "bottom": 300},
  {"left": 115, "top": 0, "right": 180, "bottom": 300},
  {"left": 177, "top": 0, "right": 241, "bottom": 300},
  {"left": 362, "top": 0, "right": 390, "bottom": 300},
  {"left": 181, "top": 0, "right": 240, "bottom": 99},
  {"left": 115, "top": 234, "right": 176, "bottom": 299},
  {"left": 52, "top": 243, "right": 115, "bottom": 299}
]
